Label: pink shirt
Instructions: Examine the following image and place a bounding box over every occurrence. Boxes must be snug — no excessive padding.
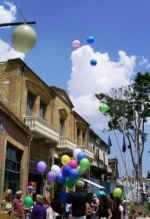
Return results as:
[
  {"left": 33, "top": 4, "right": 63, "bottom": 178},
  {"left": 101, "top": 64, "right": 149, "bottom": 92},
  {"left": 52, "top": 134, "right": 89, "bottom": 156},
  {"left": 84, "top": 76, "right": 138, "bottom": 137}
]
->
[{"left": 12, "top": 199, "right": 24, "bottom": 217}]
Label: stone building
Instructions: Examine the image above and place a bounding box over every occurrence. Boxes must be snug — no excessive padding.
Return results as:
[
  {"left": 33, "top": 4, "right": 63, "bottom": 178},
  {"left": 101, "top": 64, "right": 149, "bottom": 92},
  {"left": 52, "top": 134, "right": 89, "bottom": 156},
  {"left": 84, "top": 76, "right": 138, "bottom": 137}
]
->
[{"left": 0, "top": 58, "right": 110, "bottom": 197}]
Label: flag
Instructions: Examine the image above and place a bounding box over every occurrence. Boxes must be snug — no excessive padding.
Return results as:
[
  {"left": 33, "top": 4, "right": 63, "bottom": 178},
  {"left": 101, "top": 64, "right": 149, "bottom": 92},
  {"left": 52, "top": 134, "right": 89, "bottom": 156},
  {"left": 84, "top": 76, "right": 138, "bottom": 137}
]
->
[
  {"left": 108, "top": 136, "right": 112, "bottom": 154},
  {"left": 122, "top": 136, "right": 126, "bottom": 153}
]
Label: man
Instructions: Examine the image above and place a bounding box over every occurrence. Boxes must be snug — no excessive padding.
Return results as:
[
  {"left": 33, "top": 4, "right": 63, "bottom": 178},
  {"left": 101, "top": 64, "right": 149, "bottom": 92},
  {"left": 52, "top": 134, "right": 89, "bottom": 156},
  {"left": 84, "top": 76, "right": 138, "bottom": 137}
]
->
[
  {"left": 67, "top": 181, "right": 88, "bottom": 219},
  {"left": 12, "top": 190, "right": 25, "bottom": 219}
]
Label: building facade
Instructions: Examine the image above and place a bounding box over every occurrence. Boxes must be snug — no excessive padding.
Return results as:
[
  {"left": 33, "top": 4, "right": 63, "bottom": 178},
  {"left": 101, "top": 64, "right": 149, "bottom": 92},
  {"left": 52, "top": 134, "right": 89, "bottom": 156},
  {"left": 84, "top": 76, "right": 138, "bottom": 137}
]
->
[{"left": 0, "top": 58, "right": 111, "bottom": 197}]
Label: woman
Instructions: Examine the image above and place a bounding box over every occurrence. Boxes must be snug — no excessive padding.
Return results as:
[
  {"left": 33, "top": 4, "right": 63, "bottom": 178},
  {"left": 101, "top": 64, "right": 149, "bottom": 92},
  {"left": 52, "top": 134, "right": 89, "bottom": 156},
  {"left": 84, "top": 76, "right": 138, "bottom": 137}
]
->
[
  {"left": 46, "top": 198, "right": 60, "bottom": 219},
  {"left": 31, "top": 194, "right": 46, "bottom": 219},
  {"left": 1, "top": 189, "right": 12, "bottom": 214},
  {"left": 97, "top": 195, "right": 112, "bottom": 219},
  {"left": 86, "top": 195, "right": 96, "bottom": 219}
]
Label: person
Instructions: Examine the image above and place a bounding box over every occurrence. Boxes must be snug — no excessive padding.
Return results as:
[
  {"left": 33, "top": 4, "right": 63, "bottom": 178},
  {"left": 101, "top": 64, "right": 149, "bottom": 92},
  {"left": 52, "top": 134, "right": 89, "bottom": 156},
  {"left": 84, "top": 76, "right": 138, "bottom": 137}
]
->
[
  {"left": 31, "top": 194, "right": 46, "bottom": 219},
  {"left": 1, "top": 189, "right": 12, "bottom": 214},
  {"left": 113, "top": 197, "right": 124, "bottom": 219},
  {"left": 51, "top": 195, "right": 63, "bottom": 219},
  {"left": 67, "top": 180, "right": 88, "bottom": 219},
  {"left": 65, "top": 203, "right": 72, "bottom": 218},
  {"left": 86, "top": 194, "right": 96, "bottom": 219},
  {"left": 46, "top": 198, "right": 61, "bottom": 219},
  {"left": 12, "top": 190, "right": 25, "bottom": 219},
  {"left": 91, "top": 194, "right": 99, "bottom": 212},
  {"left": 97, "top": 194, "right": 112, "bottom": 219}
]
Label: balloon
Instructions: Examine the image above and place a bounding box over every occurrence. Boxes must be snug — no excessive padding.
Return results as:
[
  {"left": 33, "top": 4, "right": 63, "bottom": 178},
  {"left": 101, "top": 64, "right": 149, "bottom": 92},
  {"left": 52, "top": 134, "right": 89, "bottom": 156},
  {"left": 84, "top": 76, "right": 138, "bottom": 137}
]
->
[
  {"left": 73, "top": 148, "right": 81, "bottom": 159},
  {"left": 37, "top": 161, "right": 47, "bottom": 173},
  {"left": 72, "top": 40, "right": 81, "bottom": 48},
  {"left": 90, "top": 59, "right": 97, "bottom": 66},
  {"left": 69, "top": 159, "right": 78, "bottom": 168},
  {"left": 69, "top": 168, "right": 79, "bottom": 180},
  {"left": 24, "top": 196, "right": 33, "bottom": 208},
  {"left": 59, "top": 192, "right": 69, "bottom": 204},
  {"left": 113, "top": 188, "right": 122, "bottom": 197},
  {"left": 97, "top": 190, "right": 106, "bottom": 198},
  {"left": 65, "top": 177, "right": 75, "bottom": 188},
  {"left": 61, "top": 155, "right": 71, "bottom": 165},
  {"left": 28, "top": 186, "right": 33, "bottom": 191},
  {"left": 100, "top": 104, "right": 109, "bottom": 113},
  {"left": 51, "top": 165, "right": 60, "bottom": 175},
  {"left": 47, "top": 171, "right": 56, "bottom": 182},
  {"left": 12, "top": 24, "right": 37, "bottom": 53},
  {"left": 56, "top": 172, "right": 66, "bottom": 184},
  {"left": 62, "top": 165, "right": 71, "bottom": 178},
  {"left": 77, "top": 152, "right": 86, "bottom": 162},
  {"left": 80, "top": 158, "right": 90, "bottom": 171},
  {"left": 87, "top": 36, "right": 95, "bottom": 44}
]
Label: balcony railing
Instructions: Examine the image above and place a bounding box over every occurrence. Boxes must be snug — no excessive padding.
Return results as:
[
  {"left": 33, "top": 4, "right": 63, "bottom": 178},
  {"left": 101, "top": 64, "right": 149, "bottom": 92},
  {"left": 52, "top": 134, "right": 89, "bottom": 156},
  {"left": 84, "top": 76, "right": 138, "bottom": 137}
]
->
[
  {"left": 25, "top": 116, "right": 59, "bottom": 143},
  {"left": 57, "top": 136, "right": 77, "bottom": 152}
]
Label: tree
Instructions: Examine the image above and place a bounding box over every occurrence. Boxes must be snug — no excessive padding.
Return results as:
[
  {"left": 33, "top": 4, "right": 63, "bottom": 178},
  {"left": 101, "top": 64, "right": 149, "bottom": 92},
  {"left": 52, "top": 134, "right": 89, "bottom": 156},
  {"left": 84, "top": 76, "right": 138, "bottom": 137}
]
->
[{"left": 95, "top": 72, "right": 150, "bottom": 186}]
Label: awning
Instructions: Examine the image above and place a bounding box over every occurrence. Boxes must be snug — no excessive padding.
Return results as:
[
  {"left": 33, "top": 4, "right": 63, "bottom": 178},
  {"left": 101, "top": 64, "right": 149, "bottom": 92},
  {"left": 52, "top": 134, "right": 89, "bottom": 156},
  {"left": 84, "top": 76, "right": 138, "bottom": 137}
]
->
[{"left": 83, "top": 179, "right": 106, "bottom": 189}]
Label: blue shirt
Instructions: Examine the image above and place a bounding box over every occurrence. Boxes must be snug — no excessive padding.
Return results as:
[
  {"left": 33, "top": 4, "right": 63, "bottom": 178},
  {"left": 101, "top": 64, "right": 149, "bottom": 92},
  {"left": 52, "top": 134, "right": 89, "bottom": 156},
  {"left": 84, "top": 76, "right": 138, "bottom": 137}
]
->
[{"left": 31, "top": 204, "right": 47, "bottom": 219}]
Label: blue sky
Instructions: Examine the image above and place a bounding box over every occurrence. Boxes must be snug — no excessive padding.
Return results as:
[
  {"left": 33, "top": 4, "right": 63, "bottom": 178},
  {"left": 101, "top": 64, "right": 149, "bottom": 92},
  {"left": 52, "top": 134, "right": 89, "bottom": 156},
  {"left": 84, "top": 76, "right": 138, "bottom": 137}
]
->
[{"left": 1, "top": 0, "right": 150, "bottom": 178}]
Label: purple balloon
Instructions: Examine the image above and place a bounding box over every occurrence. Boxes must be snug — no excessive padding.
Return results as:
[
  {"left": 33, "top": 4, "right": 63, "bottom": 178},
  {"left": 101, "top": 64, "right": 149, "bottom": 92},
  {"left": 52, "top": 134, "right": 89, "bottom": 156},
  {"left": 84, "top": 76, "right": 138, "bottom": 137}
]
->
[
  {"left": 69, "top": 168, "right": 79, "bottom": 180},
  {"left": 48, "top": 171, "right": 56, "bottom": 182},
  {"left": 77, "top": 152, "right": 86, "bottom": 162},
  {"left": 62, "top": 165, "right": 71, "bottom": 177},
  {"left": 37, "top": 161, "right": 47, "bottom": 173}
]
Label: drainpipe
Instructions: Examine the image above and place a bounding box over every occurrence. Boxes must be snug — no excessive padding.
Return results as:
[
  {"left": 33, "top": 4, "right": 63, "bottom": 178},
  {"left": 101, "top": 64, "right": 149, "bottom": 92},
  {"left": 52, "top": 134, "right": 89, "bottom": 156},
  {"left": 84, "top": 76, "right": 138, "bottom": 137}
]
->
[
  {"left": 27, "top": 135, "right": 32, "bottom": 195},
  {"left": 19, "top": 65, "right": 26, "bottom": 120}
]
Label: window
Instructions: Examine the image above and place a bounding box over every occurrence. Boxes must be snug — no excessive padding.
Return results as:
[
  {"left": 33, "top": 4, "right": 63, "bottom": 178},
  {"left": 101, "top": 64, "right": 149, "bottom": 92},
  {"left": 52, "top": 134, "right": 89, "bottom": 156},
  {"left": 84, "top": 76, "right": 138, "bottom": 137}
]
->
[
  {"left": 40, "top": 101, "right": 45, "bottom": 118},
  {"left": 4, "top": 142, "right": 22, "bottom": 196},
  {"left": 82, "top": 132, "right": 85, "bottom": 145},
  {"left": 26, "top": 92, "right": 34, "bottom": 116},
  {"left": 60, "top": 118, "right": 64, "bottom": 136},
  {"left": 77, "top": 129, "right": 80, "bottom": 145}
]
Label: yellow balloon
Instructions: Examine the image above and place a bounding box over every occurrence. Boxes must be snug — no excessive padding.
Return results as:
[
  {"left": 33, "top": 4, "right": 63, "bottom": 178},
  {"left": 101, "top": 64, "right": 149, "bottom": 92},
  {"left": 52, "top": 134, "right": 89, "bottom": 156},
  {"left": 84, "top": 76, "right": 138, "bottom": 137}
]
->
[{"left": 61, "top": 155, "right": 71, "bottom": 165}]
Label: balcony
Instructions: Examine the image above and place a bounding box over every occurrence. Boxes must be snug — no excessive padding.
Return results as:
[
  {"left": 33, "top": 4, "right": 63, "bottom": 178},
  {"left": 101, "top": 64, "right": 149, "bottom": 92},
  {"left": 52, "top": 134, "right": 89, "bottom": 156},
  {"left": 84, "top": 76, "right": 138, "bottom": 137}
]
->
[
  {"left": 79, "top": 145, "right": 94, "bottom": 161},
  {"left": 57, "top": 136, "right": 77, "bottom": 153},
  {"left": 25, "top": 116, "right": 59, "bottom": 143}
]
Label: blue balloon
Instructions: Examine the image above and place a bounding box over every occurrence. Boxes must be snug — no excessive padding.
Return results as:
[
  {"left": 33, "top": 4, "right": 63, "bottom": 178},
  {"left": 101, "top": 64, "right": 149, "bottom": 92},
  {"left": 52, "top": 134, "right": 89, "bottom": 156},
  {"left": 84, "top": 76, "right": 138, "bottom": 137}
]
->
[
  {"left": 87, "top": 36, "right": 95, "bottom": 44},
  {"left": 69, "top": 168, "right": 79, "bottom": 180},
  {"left": 62, "top": 165, "right": 71, "bottom": 177},
  {"left": 28, "top": 186, "right": 33, "bottom": 191},
  {"left": 90, "top": 59, "right": 97, "bottom": 66},
  {"left": 77, "top": 152, "right": 86, "bottom": 162},
  {"left": 56, "top": 172, "right": 66, "bottom": 184},
  {"left": 97, "top": 190, "right": 106, "bottom": 198},
  {"left": 59, "top": 192, "right": 69, "bottom": 204}
]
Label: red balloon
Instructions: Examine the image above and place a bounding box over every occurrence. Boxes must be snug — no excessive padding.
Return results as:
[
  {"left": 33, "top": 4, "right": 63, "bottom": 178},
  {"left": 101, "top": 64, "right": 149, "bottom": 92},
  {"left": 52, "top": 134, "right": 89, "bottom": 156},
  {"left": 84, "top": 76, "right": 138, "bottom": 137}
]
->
[{"left": 72, "top": 40, "right": 80, "bottom": 48}]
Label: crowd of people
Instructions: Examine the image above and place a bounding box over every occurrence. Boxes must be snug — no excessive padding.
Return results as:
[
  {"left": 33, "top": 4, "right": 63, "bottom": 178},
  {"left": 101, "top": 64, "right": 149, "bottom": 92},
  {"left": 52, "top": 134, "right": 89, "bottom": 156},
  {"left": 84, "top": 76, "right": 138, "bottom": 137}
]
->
[{"left": 0, "top": 182, "right": 148, "bottom": 219}]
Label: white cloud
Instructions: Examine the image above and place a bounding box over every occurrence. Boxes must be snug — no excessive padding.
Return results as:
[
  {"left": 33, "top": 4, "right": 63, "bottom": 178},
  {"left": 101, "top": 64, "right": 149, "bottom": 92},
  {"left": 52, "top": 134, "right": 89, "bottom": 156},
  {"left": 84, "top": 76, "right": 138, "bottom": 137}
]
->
[
  {"left": 0, "top": 39, "right": 25, "bottom": 61},
  {"left": 0, "top": 3, "right": 25, "bottom": 61},
  {"left": 68, "top": 45, "right": 136, "bottom": 134},
  {"left": 0, "top": 2, "right": 17, "bottom": 24}
]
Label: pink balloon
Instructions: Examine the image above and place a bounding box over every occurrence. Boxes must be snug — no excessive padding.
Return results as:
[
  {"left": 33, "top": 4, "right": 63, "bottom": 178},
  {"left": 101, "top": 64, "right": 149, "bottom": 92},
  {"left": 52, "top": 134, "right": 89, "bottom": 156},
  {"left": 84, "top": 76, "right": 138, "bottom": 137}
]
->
[
  {"left": 72, "top": 40, "right": 80, "bottom": 48},
  {"left": 69, "top": 159, "right": 78, "bottom": 168}
]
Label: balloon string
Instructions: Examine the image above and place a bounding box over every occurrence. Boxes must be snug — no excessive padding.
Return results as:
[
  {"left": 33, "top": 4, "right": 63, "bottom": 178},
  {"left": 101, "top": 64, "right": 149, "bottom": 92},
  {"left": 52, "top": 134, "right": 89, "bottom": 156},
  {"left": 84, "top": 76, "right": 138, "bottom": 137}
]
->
[{"left": 12, "top": 0, "right": 27, "bottom": 22}]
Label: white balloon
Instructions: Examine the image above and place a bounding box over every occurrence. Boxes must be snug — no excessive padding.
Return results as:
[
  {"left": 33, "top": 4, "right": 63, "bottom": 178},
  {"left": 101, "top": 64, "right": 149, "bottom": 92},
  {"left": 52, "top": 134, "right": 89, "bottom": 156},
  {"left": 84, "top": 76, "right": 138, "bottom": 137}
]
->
[
  {"left": 73, "top": 148, "right": 81, "bottom": 159},
  {"left": 51, "top": 165, "right": 60, "bottom": 175}
]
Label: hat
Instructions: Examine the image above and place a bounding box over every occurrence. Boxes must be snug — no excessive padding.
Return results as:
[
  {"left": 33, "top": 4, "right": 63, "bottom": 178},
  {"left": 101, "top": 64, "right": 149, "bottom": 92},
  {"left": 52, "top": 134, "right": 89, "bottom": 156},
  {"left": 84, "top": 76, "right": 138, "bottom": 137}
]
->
[{"left": 92, "top": 194, "right": 96, "bottom": 198}]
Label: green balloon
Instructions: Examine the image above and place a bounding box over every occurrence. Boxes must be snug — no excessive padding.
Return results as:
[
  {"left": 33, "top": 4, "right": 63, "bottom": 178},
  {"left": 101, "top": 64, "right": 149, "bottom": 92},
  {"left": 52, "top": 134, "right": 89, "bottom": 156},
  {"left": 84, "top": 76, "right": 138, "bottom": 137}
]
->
[
  {"left": 24, "top": 196, "right": 33, "bottom": 208},
  {"left": 80, "top": 158, "right": 90, "bottom": 171},
  {"left": 65, "top": 177, "right": 75, "bottom": 188},
  {"left": 100, "top": 104, "right": 109, "bottom": 113},
  {"left": 113, "top": 188, "right": 122, "bottom": 197}
]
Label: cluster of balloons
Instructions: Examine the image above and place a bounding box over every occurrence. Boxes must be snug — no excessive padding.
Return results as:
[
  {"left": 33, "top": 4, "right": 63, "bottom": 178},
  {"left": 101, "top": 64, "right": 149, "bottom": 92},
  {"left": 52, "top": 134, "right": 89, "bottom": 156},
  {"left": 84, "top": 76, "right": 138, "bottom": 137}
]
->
[
  {"left": 72, "top": 36, "right": 97, "bottom": 66},
  {"left": 37, "top": 148, "right": 90, "bottom": 189}
]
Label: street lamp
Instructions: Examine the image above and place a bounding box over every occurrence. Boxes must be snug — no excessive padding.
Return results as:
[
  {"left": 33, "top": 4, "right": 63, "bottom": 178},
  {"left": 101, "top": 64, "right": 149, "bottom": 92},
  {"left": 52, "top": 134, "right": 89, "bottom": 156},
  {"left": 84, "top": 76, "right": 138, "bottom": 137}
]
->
[{"left": 0, "top": 21, "right": 37, "bottom": 53}]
